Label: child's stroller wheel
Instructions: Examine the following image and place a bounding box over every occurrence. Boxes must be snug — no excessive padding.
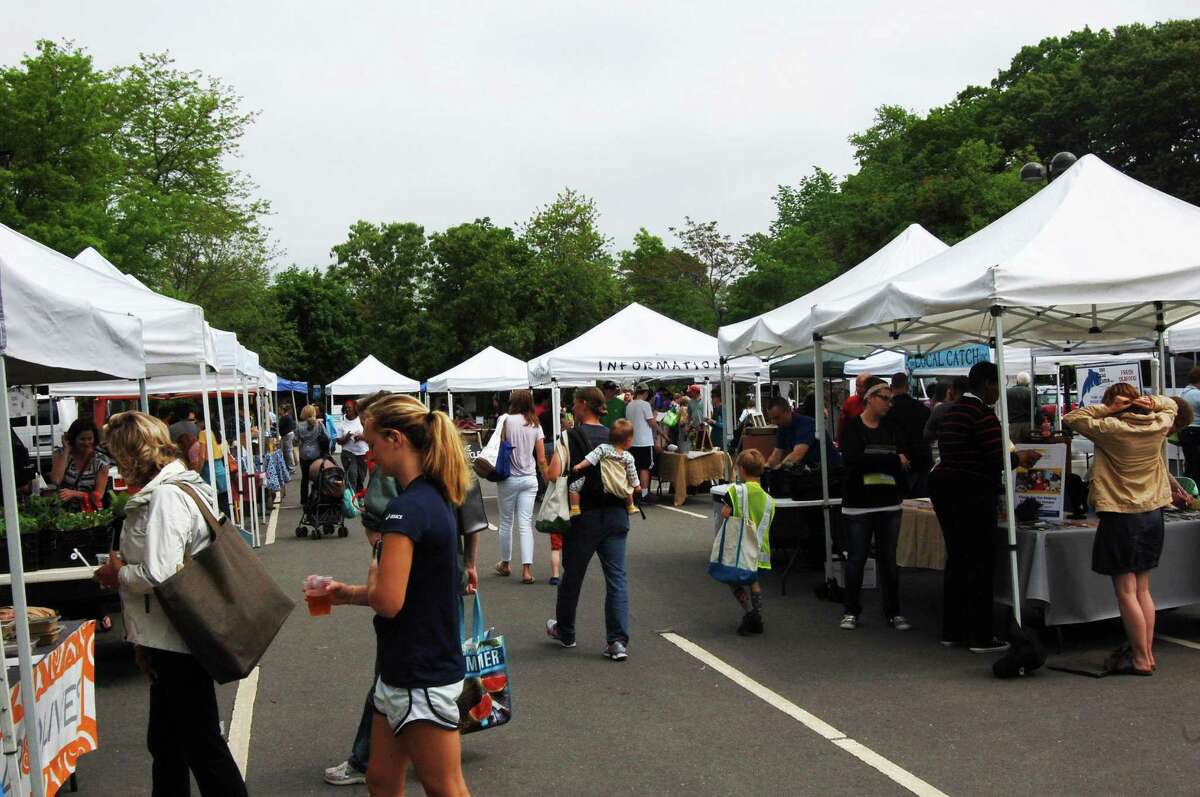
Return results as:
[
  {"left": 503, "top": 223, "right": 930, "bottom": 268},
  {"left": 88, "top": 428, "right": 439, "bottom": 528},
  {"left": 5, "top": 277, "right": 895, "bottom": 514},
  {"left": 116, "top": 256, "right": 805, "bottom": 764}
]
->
[
  {"left": 295, "top": 526, "right": 308, "bottom": 538},
  {"left": 323, "top": 524, "right": 335, "bottom": 537},
  {"left": 337, "top": 525, "right": 349, "bottom": 538}
]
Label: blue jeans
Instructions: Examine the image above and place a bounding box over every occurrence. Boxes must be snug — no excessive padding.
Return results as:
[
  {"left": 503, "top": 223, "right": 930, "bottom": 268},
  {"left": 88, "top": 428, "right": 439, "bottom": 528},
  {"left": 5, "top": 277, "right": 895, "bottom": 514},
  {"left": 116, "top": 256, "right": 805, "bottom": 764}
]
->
[
  {"left": 347, "top": 635, "right": 382, "bottom": 772},
  {"left": 842, "top": 510, "right": 901, "bottom": 619},
  {"left": 555, "top": 506, "right": 630, "bottom": 644}
]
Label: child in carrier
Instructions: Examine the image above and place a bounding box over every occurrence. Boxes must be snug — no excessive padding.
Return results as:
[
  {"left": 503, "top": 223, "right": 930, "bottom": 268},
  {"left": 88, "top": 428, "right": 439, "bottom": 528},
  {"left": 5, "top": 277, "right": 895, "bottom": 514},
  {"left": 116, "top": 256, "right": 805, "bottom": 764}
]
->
[
  {"left": 717, "top": 449, "right": 775, "bottom": 636},
  {"left": 569, "top": 419, "right": 641, "bottom": 516}
]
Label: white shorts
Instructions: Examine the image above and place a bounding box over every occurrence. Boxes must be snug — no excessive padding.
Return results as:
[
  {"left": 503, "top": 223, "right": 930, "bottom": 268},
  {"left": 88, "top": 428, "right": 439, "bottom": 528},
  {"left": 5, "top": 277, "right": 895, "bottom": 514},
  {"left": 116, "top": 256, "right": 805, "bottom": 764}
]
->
[{"left": 373, "top": 678, "right": 464, "bottom": 734}]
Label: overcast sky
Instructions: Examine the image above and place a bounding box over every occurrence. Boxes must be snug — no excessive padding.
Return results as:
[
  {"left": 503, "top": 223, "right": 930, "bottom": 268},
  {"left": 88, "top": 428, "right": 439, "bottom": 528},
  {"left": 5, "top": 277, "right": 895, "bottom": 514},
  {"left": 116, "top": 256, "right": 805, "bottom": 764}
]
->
[{"left": 5, "top": 1, "right": 1196, "bottom": 269}]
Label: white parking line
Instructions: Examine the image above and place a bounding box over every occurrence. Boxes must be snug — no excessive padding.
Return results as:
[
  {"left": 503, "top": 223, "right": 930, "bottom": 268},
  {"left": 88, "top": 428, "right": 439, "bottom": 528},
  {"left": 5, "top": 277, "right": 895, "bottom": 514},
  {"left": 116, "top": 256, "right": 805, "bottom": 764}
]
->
[
  {"left": 228, "top": 666, "right": 260, "bottom": 777},
  {"left": 654, "top": 504, "right": 708, "bottom": 520},
  {"left": 265, "top": 502, "right": 279, "bottom": 546},
  {"left": 661, "top": 632, "right": 950, "bottom": 797},
  {"left": 1157, "top": 634, "right": 1200, "bottom": 650}
]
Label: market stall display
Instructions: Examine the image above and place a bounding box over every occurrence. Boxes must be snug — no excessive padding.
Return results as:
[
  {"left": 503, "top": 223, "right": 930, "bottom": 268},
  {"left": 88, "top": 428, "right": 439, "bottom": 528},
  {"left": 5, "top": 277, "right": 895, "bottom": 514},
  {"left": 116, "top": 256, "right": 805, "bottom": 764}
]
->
[
  {"left": 656, "top": 450, "right": 731, "bottom": 506},
  {"left": 896, "top": 499, "right": 946, "bottom": 570},
  {"left": 1, "top": 620, "right": 96, "bottom": 797},
  {"left": 329, "top": 355, "right": 420, "bottom": 397}
]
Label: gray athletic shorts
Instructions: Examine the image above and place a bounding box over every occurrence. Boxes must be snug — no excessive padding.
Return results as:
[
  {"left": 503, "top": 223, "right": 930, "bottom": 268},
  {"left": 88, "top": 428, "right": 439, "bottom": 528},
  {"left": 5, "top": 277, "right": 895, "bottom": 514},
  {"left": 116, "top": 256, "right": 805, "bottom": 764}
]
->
[{"left": 372, "top": 677, "right": 463, "bottom": 734}]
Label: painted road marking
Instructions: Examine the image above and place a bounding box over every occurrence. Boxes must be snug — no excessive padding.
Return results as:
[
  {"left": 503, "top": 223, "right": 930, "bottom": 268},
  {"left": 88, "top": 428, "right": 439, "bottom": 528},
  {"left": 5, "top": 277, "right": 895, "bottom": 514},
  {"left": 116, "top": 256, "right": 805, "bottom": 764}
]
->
[
  {"left": 654, "top": 504, "right": 709, "bottom": 520},
  {"left": 661, "top": 632, "right": 950, "bottom": 797},
  {"left": 1157, "top": 634, "right": 1200, "bottom": 651},
  {"left": 229, "top": 666, "right": 260, "bottom": 777},
  {"left": 265, "top": 501, "right": 279, "bottom": 546}
]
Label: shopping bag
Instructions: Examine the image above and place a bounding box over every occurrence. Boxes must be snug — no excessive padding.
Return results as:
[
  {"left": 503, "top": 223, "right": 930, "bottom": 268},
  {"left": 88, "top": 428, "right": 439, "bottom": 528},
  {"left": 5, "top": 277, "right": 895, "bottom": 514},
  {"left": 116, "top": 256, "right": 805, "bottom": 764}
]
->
[
  {"left": 157, "top": 484, "right": 295, "bottom": 683},
  {"left": 472, "top": 415, "right": 511, "bottom": 482},
  {"left": 457, "top": 592, "right": 512, "bottom": 734},
  {"left": 707, "top": 484, "right": 762, "bottom": 586},
  {"left": 343, "top": 488, "right": 361, "bottom": 518},
  {"left": 535, "top": 431, "right": 571, "bottom": 534}
]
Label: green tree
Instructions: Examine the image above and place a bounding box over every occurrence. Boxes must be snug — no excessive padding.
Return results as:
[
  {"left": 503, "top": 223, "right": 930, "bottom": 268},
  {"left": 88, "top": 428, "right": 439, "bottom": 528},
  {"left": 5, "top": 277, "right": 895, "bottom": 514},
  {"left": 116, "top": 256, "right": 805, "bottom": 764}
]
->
[
  {"left": 520, "top": 188, "right": 622, "bottom": 352},
  {"left": 0, "top": 41, "right": 120, "bottom": 257},
  {"left": 667, "top": 218, "right": 749, "bottom": 330},
  {"left": 617, "top": 228, "right": 714, "bottom": 331},
  {"left": 270, "top": 267, "right": 363, "bottom": 387}
]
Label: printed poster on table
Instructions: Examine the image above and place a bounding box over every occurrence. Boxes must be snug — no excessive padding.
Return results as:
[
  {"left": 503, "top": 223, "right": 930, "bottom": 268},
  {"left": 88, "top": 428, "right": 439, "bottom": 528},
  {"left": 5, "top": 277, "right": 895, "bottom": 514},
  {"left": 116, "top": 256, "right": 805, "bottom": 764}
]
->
[
  {"left": 1076, "top": 362, "right": 1143, "bottom": 407},
  {"left": 1014, "top": 443, "right": 1067, "bottom": 520},
  {"left": 2, "top": 621, "right": 97, "bottom": 797}
]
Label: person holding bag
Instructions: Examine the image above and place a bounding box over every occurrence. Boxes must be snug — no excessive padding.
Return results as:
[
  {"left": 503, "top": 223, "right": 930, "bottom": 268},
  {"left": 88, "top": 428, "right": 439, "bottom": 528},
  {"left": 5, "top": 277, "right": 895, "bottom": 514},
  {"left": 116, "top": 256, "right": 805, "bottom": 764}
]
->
[
  {"left": 93, "top": 411, "right": 248, "bottom": 797},
  {"left": 494, "top": 390, "right": 546, "bottom": 583},
  {"left": 318, "top": 394, "right": 472, "bottom": 797}
]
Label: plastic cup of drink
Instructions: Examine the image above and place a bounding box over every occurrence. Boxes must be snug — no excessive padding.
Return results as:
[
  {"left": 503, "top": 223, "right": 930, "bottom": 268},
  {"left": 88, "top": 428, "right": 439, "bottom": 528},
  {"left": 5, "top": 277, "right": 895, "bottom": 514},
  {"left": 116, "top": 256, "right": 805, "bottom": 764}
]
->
[{"left": 304, "top": 575, "right": 333, "bottom": 617}]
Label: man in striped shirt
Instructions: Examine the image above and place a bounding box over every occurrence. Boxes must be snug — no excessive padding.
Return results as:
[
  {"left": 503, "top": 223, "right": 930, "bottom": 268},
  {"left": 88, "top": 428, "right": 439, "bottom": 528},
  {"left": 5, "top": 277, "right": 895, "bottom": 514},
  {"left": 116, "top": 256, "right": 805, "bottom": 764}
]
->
[{"left": 929, "top": 362, "right": 1041, "bottom": 653}]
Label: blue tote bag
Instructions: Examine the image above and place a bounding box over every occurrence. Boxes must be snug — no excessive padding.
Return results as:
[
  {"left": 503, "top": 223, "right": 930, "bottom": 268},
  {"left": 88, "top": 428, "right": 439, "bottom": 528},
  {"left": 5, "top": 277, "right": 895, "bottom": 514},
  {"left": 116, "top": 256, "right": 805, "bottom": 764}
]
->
[{"left": 457, "top": 592, "right": 512, "bottom": 734}]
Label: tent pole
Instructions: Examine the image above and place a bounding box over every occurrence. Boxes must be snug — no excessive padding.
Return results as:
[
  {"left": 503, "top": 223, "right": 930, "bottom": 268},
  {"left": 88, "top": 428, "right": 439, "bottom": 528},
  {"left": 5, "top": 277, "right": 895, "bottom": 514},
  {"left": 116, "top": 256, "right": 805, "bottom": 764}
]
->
[
  {"left": 198, "top": 365, "right": 218, "bottom": 497},
  {"left": 1029, "top": 351, "right": 1037, "bottom": 432},
  {"left": 1155, "top": 302, "right": 1168, "bottom": 395},
  {"left": 992, "top": 308, "right": 1023, "bottom": 628},
  {"left": 447, "top": 391, "right": 454, "bottom": 419},
  {"left": 0, "top": 359, "right": 44, "bottom": 797},
  {"left": 241, "top": 377, "right": 259, "bottom": 546},
  {"left": 138, "top": 377, "right": 150, "bottom": 413},
  {"left": 719, "top": 361, "right": 733, "bottom": 453},
  {"left": 551, "top": 381, "right": 561, "bottom": 444},
  {"left": 214, "top": 369, "right": 238, "bottom": 526},
  {"left": 1054, "top": 367, "right": 1063, "bottom": 432},
  {"left": 812, "top": 337, "right": 834, "bottom": 585},
  {"left": 257, "top": 388, "right": 268, "bottom": 523},
  {"left": 753, "top": 373, "right": 762, "bottom": 415},
  {"left": 32, "top": 392, "right": 41, "bottom": 483}
]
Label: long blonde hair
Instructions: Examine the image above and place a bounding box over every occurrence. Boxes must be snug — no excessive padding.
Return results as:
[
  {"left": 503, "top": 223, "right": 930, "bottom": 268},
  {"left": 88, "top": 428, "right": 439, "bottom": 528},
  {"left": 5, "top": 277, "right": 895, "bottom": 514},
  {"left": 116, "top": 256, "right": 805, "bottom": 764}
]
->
[
  {"left": 105, "top": 411, "right": 178, "bottom": 487},
  {"left": 300, "top": 404, "right": 317, "bottom": 429},
  {"left": 360, "top": 392, "right": 471, "bottom": 505}
]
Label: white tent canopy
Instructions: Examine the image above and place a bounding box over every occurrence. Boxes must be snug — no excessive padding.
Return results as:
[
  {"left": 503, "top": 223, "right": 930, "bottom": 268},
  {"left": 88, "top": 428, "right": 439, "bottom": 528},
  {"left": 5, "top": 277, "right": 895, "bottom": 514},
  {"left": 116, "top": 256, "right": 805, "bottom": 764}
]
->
[
  {"left": 529, "top": 302, "right": 760, "bottom": 384},
  {"left": 720, "top": 224, "right": 949, "bottom": 360},
  {"left": 426, "top": 346, "right": 530, "bottom": 393},
  {"left": 802, "top": 155, "right": 1200, "bottom": 352},
  {"left": 0, "top": 229, "right": 216, "bottom": 376},
  {"left": 330, "top": 355, "right": 420, "bottom": 397}
]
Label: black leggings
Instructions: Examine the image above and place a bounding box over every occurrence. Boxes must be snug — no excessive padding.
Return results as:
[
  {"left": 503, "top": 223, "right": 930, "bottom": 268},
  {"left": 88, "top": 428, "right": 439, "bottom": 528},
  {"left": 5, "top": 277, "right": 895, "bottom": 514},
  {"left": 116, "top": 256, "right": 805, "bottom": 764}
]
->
[
  {"left": 299, "top": 458, "right": 316, "bottom": 505},
  {"left": 146, "top": 648, "right": 248, "bottom": 797}
]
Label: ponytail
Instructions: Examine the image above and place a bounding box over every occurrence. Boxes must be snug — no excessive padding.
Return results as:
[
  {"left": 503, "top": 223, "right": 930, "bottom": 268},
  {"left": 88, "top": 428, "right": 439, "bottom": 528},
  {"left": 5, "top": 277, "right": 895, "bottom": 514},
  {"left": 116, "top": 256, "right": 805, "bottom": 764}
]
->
[{"left": 360, "top": 393, "right": 472, "bottom": 506}]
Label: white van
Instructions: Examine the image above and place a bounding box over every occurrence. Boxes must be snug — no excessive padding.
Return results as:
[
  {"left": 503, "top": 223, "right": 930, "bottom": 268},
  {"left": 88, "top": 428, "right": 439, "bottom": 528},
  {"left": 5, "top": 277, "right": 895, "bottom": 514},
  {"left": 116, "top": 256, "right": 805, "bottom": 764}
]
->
[{"left": 12, "top": 398, "right": 79, "bottom": 468}]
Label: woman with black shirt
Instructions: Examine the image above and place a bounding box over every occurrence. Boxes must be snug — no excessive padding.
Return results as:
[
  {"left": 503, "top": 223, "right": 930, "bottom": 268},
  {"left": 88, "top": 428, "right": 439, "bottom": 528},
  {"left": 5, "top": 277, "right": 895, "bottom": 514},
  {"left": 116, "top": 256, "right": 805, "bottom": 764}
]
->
[
  {"left": 838, "top": 377, "right": 910, "bottom": 632},
  {"left": 325, "top": 393, "right": 472, "bottom": 797}
]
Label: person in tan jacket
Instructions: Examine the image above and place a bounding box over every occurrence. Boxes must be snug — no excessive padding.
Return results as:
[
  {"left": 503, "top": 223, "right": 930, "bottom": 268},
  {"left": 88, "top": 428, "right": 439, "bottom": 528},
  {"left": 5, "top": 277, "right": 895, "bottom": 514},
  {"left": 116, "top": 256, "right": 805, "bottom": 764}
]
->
[{"left": 1064, "top": 383, "right": 1193, "bottom": 675}]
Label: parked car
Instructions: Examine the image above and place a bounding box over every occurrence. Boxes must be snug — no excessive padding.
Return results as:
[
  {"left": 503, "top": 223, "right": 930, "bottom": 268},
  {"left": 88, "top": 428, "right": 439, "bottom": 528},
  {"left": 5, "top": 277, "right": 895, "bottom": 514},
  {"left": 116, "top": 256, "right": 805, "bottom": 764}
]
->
[
  {"left": 11, "top": 398, "right": 78, "bottom": 472},
  {"left": 1038, "top": 387, "right": 1077, "bottom": 422}
]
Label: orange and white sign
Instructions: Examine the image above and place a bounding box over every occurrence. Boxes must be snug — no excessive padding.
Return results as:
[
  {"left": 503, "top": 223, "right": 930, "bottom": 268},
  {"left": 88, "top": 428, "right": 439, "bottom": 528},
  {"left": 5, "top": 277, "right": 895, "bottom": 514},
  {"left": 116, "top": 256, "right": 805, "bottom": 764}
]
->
[{"left": 2, "top": 621, "right": 97, "bottom": 797}]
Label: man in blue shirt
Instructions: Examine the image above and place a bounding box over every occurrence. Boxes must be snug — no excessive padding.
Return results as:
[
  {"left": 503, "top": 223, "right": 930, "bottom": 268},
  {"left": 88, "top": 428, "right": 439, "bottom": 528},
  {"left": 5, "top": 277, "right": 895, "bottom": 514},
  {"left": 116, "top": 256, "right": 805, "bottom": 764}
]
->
[{"left": 766, "top": 395, "right": 838, "bottom": 468}]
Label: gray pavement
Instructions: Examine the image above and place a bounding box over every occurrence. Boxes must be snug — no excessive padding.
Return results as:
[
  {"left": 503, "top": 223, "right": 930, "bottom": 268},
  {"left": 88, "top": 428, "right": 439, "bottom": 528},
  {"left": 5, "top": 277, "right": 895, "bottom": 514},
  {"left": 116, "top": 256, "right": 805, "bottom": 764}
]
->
[{"left": 72, "top": 478, "right": 1200, "bottom": 796}]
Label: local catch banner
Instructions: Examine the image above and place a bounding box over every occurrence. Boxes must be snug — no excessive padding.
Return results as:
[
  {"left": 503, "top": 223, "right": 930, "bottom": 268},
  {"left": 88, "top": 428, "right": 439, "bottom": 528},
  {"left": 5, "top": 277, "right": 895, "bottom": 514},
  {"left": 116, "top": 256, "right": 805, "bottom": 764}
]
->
[
  {"left": 1076, "top": 362, "right": 1143, "bottom": 407},
  {"left": 905, "top": 344, "right": 992, "bottom": 375},
  {"left": 2, "top": 621, "right": 97, "bottom": 797}
]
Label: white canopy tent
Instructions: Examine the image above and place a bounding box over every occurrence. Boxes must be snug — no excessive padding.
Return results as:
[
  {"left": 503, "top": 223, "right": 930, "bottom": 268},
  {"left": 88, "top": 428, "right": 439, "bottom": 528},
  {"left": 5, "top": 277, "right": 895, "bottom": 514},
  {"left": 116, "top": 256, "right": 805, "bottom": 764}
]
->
[
  {"left": 425, "top": 346, "right": 532, "bottom": 418},
  {"left": 721, "top": 154, "right": 1200, "bottom": 628},
  {"left": 720, "top": 223, "right": 949, "bottom": 361},
  {"left": 2, "top": 243, "right": 148, "bottom": 796},
  {"left": 329, "top": 355, "right": 420, "bottom": 398}
]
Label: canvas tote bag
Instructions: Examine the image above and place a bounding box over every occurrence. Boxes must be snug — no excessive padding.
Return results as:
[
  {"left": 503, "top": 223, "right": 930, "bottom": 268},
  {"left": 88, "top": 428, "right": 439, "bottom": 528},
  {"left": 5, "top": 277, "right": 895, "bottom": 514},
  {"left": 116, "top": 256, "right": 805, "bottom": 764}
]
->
[{"left": 156, "top": 483, "right": 296, "bottom": 683}]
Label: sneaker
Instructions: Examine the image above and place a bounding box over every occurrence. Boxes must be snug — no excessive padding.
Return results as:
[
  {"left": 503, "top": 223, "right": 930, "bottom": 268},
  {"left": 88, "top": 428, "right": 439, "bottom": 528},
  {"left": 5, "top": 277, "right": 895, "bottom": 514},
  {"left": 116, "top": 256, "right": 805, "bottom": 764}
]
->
[
  {"left": 545, "top": 619, "right": 576, "bottom": 648},
  {"left": 968, "top": 638, "right": 1011, "bottom": 654},
  {"left": 627, "top": 504, "right": 640, "bottom": 515},
  {"left": 324, "top": 761, "right": 366, "bottom": 786},
  {"left": 889, "top": 615, "right": 912, "bottom": 632},
  {"left": 939, "top": 639, "right": 964, "bottom": 648},
  {"left": 839, "top": 614, "right": 857, "bottom": 630},
  {"left": 548, "top": 577, "right": 560, "bottom": 586},
  {"left": 737, "top": 612, "right": 764, "bottom": 636},
  {"left": 604, "top": 640, "right": 628, "bottom": 661}
]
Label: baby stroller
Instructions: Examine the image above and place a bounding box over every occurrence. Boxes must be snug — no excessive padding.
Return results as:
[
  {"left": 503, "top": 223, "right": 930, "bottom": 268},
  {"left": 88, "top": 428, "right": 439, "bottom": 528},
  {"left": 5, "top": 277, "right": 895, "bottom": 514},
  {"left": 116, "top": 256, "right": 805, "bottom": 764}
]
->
[{"left": 296, "top": 456, "right": 349, "bottom": 539}]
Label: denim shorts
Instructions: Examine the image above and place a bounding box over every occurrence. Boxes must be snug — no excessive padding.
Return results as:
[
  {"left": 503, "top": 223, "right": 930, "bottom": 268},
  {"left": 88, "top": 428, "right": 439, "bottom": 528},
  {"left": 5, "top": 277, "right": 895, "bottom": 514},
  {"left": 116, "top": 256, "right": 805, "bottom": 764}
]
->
[{"left": 1092, "top": 509, "right": 1164, "bottom": 575}]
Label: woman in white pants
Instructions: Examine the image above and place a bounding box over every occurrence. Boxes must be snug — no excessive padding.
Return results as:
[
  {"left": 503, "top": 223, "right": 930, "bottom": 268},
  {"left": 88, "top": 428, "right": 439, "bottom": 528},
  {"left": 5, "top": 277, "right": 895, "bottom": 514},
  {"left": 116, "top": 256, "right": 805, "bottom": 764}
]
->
[{"left": 495, "top": 390, "right": 546, "bottom": 584}]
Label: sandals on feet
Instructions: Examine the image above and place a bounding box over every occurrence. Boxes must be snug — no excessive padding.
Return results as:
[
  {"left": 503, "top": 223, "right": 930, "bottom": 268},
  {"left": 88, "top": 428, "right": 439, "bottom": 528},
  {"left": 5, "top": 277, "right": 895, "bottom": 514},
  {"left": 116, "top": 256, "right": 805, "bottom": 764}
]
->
[{"left": 494, "top": 563, "right": 511, "bottom": 577}]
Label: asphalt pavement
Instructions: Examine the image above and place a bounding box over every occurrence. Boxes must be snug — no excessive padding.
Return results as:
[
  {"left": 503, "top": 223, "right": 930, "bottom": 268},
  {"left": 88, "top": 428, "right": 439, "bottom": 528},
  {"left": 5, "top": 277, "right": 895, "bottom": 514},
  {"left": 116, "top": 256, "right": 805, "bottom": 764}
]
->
[{"left": 71, "top": 476, "right": 1200, "bottom": 796}]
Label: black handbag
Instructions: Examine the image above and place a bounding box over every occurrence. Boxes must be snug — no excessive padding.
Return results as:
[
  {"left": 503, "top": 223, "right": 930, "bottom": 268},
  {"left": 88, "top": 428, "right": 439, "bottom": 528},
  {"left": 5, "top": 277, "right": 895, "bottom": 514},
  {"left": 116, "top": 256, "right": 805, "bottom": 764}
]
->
[
  {"left": 457, "top": 478, "right": 490, "bottom": 535},
  {"left": 154, "top": 483, "right": 296, "bottom": 683}
]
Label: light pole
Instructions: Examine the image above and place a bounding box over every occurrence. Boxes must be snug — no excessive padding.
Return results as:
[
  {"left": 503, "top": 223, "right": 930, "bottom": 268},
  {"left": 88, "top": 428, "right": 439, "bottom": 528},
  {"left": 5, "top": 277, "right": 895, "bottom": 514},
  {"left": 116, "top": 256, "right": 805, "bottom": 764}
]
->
[{"left": 1020, "top": 151, "right": 1078, "bottom": 184}]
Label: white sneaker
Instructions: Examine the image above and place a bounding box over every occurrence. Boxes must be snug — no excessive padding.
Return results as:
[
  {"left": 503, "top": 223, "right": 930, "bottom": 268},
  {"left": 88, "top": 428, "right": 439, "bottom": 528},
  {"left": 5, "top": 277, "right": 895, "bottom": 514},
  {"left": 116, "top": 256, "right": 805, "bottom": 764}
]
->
[
  {"left": 839, "top": 614, "right": 857, "bottom": 630},
  {"left": 324, "top": 761, "right": 366, "bottom": 786},
  {"left": 889, "top": 615, "right": 912, "bottom": 631}
]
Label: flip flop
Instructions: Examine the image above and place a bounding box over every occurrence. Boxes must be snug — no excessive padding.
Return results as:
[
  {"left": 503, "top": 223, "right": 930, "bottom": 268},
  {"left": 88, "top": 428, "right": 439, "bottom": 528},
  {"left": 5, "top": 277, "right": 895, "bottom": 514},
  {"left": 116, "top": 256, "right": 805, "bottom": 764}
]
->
[
  {"left": 1105, "top": 648, "right": 1152, "bottom": 676},
  {"left": 522, "top": 576, "right": 536, "bottom": 584}
]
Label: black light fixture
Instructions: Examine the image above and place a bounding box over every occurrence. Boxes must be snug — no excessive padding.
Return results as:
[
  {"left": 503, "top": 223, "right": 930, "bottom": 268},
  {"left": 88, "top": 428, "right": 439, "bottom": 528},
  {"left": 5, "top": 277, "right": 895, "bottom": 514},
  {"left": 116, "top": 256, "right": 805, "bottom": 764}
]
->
[{"left": 1021, "top": 151, "right": 1078, "bottom": 183}]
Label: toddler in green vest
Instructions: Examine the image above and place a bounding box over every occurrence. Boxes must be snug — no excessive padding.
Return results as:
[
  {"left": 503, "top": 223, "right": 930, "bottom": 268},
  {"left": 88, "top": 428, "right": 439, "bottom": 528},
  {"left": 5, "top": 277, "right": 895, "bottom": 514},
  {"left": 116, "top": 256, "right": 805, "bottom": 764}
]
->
[{"left": 719, "top": 449, "right": 775, "bottom": 635}]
